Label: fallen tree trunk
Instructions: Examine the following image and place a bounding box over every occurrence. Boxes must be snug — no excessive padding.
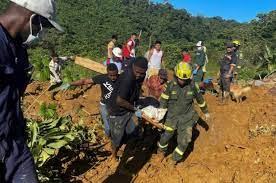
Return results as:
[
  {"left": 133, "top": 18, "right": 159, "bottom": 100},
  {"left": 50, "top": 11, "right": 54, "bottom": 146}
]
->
[{"left": 75, "top": 56, "right": 107, "bottom": 74}]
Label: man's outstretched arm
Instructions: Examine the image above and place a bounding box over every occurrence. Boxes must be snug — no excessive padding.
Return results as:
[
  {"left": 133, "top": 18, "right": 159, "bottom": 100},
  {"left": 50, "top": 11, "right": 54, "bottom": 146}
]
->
[{"left": 70, "top": 78, "right": 94, "bottom": 86}]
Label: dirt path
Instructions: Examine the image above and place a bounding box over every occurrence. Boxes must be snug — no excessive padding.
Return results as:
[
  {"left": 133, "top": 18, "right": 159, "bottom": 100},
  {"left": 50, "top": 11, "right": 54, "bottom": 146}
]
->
[{"left": 23, "top": 83, "right": 276, "bottom": 183}]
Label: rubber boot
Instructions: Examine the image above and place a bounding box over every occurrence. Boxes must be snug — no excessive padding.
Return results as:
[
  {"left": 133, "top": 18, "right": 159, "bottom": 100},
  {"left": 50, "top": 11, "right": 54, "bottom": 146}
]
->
[{"left": 223, "top": 91, "right": 230, "bottom": 104}]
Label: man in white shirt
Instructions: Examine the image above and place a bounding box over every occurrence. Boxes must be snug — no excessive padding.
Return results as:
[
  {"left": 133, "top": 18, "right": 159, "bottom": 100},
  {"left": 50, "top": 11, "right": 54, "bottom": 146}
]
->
[
  {"left": 147, "top": 40, "right": 164, "bottom": 78},
  {"left": 48, "top": 50, "right": 73, "bottom": 100}
]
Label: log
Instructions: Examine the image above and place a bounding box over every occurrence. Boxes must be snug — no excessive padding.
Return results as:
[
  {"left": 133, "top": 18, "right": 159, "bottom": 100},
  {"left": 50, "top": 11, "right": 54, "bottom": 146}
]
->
[{"left": 75, "top": 56, "right": 107, "bottom": 74}]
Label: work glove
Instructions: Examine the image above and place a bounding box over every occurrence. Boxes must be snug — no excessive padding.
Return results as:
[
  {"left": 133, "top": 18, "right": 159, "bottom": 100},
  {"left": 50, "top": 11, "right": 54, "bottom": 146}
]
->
[
  {"left": 59, "top": 83, "right": 71, "bottom": 91},
  {"left": 134, "top": 108, "right": 142, "bottom": 118},
  {"left": 203, "top": 77, "right": 213, "bottom": 84},
  {"left": 192, "top": 70, "right": 198, "bottom": 75}
]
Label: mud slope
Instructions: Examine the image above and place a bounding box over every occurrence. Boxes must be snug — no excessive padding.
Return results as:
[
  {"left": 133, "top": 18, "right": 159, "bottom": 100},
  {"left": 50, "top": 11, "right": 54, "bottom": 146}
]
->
[
  {"left": 81, "top": 87, "right": 276, "bottom": 183},
  {"left": 23, "top": 83, "right": 276, "bottom": 183}
]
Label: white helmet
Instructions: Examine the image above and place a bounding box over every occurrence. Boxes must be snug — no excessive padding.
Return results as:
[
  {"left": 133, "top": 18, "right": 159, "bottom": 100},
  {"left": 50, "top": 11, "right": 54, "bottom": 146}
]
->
[
  {"left": 112, "top": 47, "right": 122, "bottom": 58},
  {"left": 10, "top": 0, "right": 63, "bottom": 32}
]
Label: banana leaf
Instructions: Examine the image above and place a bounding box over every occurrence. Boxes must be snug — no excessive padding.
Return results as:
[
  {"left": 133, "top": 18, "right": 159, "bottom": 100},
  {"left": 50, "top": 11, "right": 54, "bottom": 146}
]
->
[{"left": 47, "top": 140, "right": 69, "bottom": 149}]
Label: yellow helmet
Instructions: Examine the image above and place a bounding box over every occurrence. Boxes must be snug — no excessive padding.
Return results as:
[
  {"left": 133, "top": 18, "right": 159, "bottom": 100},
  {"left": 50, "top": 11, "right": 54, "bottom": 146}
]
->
[
  {"left": 174, "top": 62, "right": 192, "bottom": 80},
  {"left": 232, "top": 40, "right": 241, "bottom": 46}
]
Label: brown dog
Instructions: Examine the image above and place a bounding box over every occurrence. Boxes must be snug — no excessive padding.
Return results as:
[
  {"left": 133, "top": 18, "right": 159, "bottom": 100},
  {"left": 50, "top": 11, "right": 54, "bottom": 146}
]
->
[{"left": 230, "top": 84, "right": 251, "bottom": 103}]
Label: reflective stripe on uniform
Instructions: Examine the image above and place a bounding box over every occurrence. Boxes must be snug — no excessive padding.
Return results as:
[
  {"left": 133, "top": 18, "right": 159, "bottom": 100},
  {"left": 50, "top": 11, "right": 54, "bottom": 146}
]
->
[
  {"left": 198, "top": 101, "right": 206, "bottom": 108},
  {"left": 174, "top": 147, "right": 184, "bottom": 156},
  {"left": 158, "top": 142, "right": 168, "bottom": 149},
  {"left": 161, "top": 93, "right": 169, "bottom": 100},
  {"left": 171, "top": 91, "right": 177, "bottom": 95},
  {"left": 163, "top": 125, "right": 174, "bottom": 132},
  {"left": 195, "top": 83, "right": 200, "bottom": 91}
]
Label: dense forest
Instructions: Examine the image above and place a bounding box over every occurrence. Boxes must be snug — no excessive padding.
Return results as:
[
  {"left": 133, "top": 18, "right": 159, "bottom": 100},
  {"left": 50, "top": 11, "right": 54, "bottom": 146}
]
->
[{"left": 0, "top": 0, "right": 275, "bottom": 79}]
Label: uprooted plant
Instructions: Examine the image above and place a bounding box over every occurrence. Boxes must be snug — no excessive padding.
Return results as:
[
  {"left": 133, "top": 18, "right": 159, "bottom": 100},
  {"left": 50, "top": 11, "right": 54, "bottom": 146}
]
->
[{"left": 26, "top": 102, "right": 97, "bottom": 181}]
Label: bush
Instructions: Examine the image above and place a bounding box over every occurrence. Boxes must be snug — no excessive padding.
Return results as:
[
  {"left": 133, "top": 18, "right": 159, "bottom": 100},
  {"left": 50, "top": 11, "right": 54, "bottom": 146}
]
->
[
  {"left": 28, "top": 47, "right": 94, "bottom": 82},
  {"left": 27, "top": 103, "right": 97, "bottom": 181}
]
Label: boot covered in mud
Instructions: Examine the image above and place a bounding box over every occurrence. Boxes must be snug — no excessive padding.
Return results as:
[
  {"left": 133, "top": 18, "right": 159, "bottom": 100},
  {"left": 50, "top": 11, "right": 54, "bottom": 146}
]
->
[
  {"left": 171, "top": 148, "right": 183, "bottom": 164},
  {"left": 220, "top": 91, "right": 230, "bottom": 105}
]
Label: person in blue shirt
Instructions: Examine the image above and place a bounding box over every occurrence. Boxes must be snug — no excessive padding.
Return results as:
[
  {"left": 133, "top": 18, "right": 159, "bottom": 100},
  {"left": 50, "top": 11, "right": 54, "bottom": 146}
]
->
[{"left": 0, "top": 0, "right": 63, "bottom": 182}]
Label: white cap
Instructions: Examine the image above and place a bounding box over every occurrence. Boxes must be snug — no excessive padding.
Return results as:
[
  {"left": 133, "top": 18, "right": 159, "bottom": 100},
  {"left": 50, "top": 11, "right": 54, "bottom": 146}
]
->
[
  {"left": 112, "top": 47, "right": 122, "bottom": 58},
  {"left": 10, "top": 0, "right": 64, "bottom": 32},
  {"left": 196, "top": 41, "right": 202, "bottom": 47}
]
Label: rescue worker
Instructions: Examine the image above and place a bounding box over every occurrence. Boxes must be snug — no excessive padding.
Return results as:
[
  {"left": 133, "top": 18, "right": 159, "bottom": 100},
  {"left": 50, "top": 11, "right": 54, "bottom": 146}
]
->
[
  {"left": 219, "top": 43, "right": 237, "bottom": 103},
  {"left": 193, "top": 41, "right": 206, "bottom": 83},
  {"left": 232, "top": 40, "right": 242, "bottom": 82},
  {"left": 158, "top": 62, "right": 210, "bottom": 164},
  {"left": 202, "top": 43, "right": 209, "bottom": 80},
  {"left": 0, "top": 0, "right": 63, "bottom": 182},
  {"left": 232, "top": 40, "right": 241, "bottom": 61}
]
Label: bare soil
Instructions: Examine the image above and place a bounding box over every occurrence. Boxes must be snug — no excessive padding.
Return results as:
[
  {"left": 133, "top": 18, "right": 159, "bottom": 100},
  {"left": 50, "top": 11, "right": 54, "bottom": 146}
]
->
[{"left": 23, "top": 82, "right": 276, "bottom": 183}]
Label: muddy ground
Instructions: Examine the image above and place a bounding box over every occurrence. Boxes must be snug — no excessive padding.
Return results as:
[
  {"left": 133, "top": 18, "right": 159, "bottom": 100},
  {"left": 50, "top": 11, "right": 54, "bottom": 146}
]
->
[{"left": 23, "top": 82, "right": 276, "bottom": 183}]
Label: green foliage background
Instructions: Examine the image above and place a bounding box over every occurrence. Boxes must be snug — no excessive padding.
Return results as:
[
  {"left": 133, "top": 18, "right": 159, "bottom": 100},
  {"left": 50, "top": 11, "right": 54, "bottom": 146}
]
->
[{"left": 0, "top": 0, "right": 275, "bottom": 79}]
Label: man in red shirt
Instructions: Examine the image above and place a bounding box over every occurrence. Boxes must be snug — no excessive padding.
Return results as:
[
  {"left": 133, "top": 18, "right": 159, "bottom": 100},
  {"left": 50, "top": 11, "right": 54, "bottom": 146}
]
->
[
  {"left": 123, "top": 33, "right": 137, "bottom": 59},
  {"left": 182, "top": 48, "right": 191, "bottom": 64},
  {"left": 146, "top": 69, "right": 168, "bottom": 100}
]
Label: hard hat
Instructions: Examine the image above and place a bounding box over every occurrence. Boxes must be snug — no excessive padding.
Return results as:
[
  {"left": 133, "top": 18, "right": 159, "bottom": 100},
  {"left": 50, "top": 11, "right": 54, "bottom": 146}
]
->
[
  {"left": 10, "top": 0, "right": 63, "bottom": 32},
  {"left": 232, "top": 40, "right": 241, "bottom": 46},
  {"left": 112, "top": 47, "right": 122, "bottom": 58},
  {"left": 174, "top": 62, "right": 192, "bottom": 80},
  {"left": 196, "top": 41, "right": 202, "bottom": 47}
]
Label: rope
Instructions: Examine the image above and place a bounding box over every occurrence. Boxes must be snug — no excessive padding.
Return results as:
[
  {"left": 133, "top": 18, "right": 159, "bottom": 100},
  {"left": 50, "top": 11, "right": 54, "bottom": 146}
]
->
[{"left": 24, "top": 85, "right": 51, "bottom": 114}]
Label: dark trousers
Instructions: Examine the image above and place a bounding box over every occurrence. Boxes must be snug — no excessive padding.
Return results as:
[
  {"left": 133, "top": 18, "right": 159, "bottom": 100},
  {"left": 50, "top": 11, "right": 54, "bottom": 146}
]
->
[
  {"left": 193, "top": 69, "right": 204, "bottom": 83},
  {"left": 48, "top": 82, "right": 63, "bottom": 100},
  {"left": 109, "top": 112, "right": 138, "bottom": 149},
  {"left": 220, "top": 74, "right": 231, "bottom": 92},
  {"left": 158, "top": 116, "right": 197, "bottom": 162},
  {"left": 0, "top": 141, "right": 38, "bottom": 183}
]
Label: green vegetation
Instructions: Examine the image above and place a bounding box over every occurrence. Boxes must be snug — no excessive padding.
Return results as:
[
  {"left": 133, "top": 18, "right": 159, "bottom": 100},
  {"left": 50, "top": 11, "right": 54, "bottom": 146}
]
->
[
  {"left": 27, "top": 103, "right": 96, "bottom": 181},
  {"left": 0, "top": 0, "right": 275, "bottom": 80}
]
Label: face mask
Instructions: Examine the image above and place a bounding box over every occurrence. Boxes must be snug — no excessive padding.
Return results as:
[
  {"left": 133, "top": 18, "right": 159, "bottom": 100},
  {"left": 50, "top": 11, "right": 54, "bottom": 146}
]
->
[{"left": 23, "top": 14, "right": 43, "bottom": 47}]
